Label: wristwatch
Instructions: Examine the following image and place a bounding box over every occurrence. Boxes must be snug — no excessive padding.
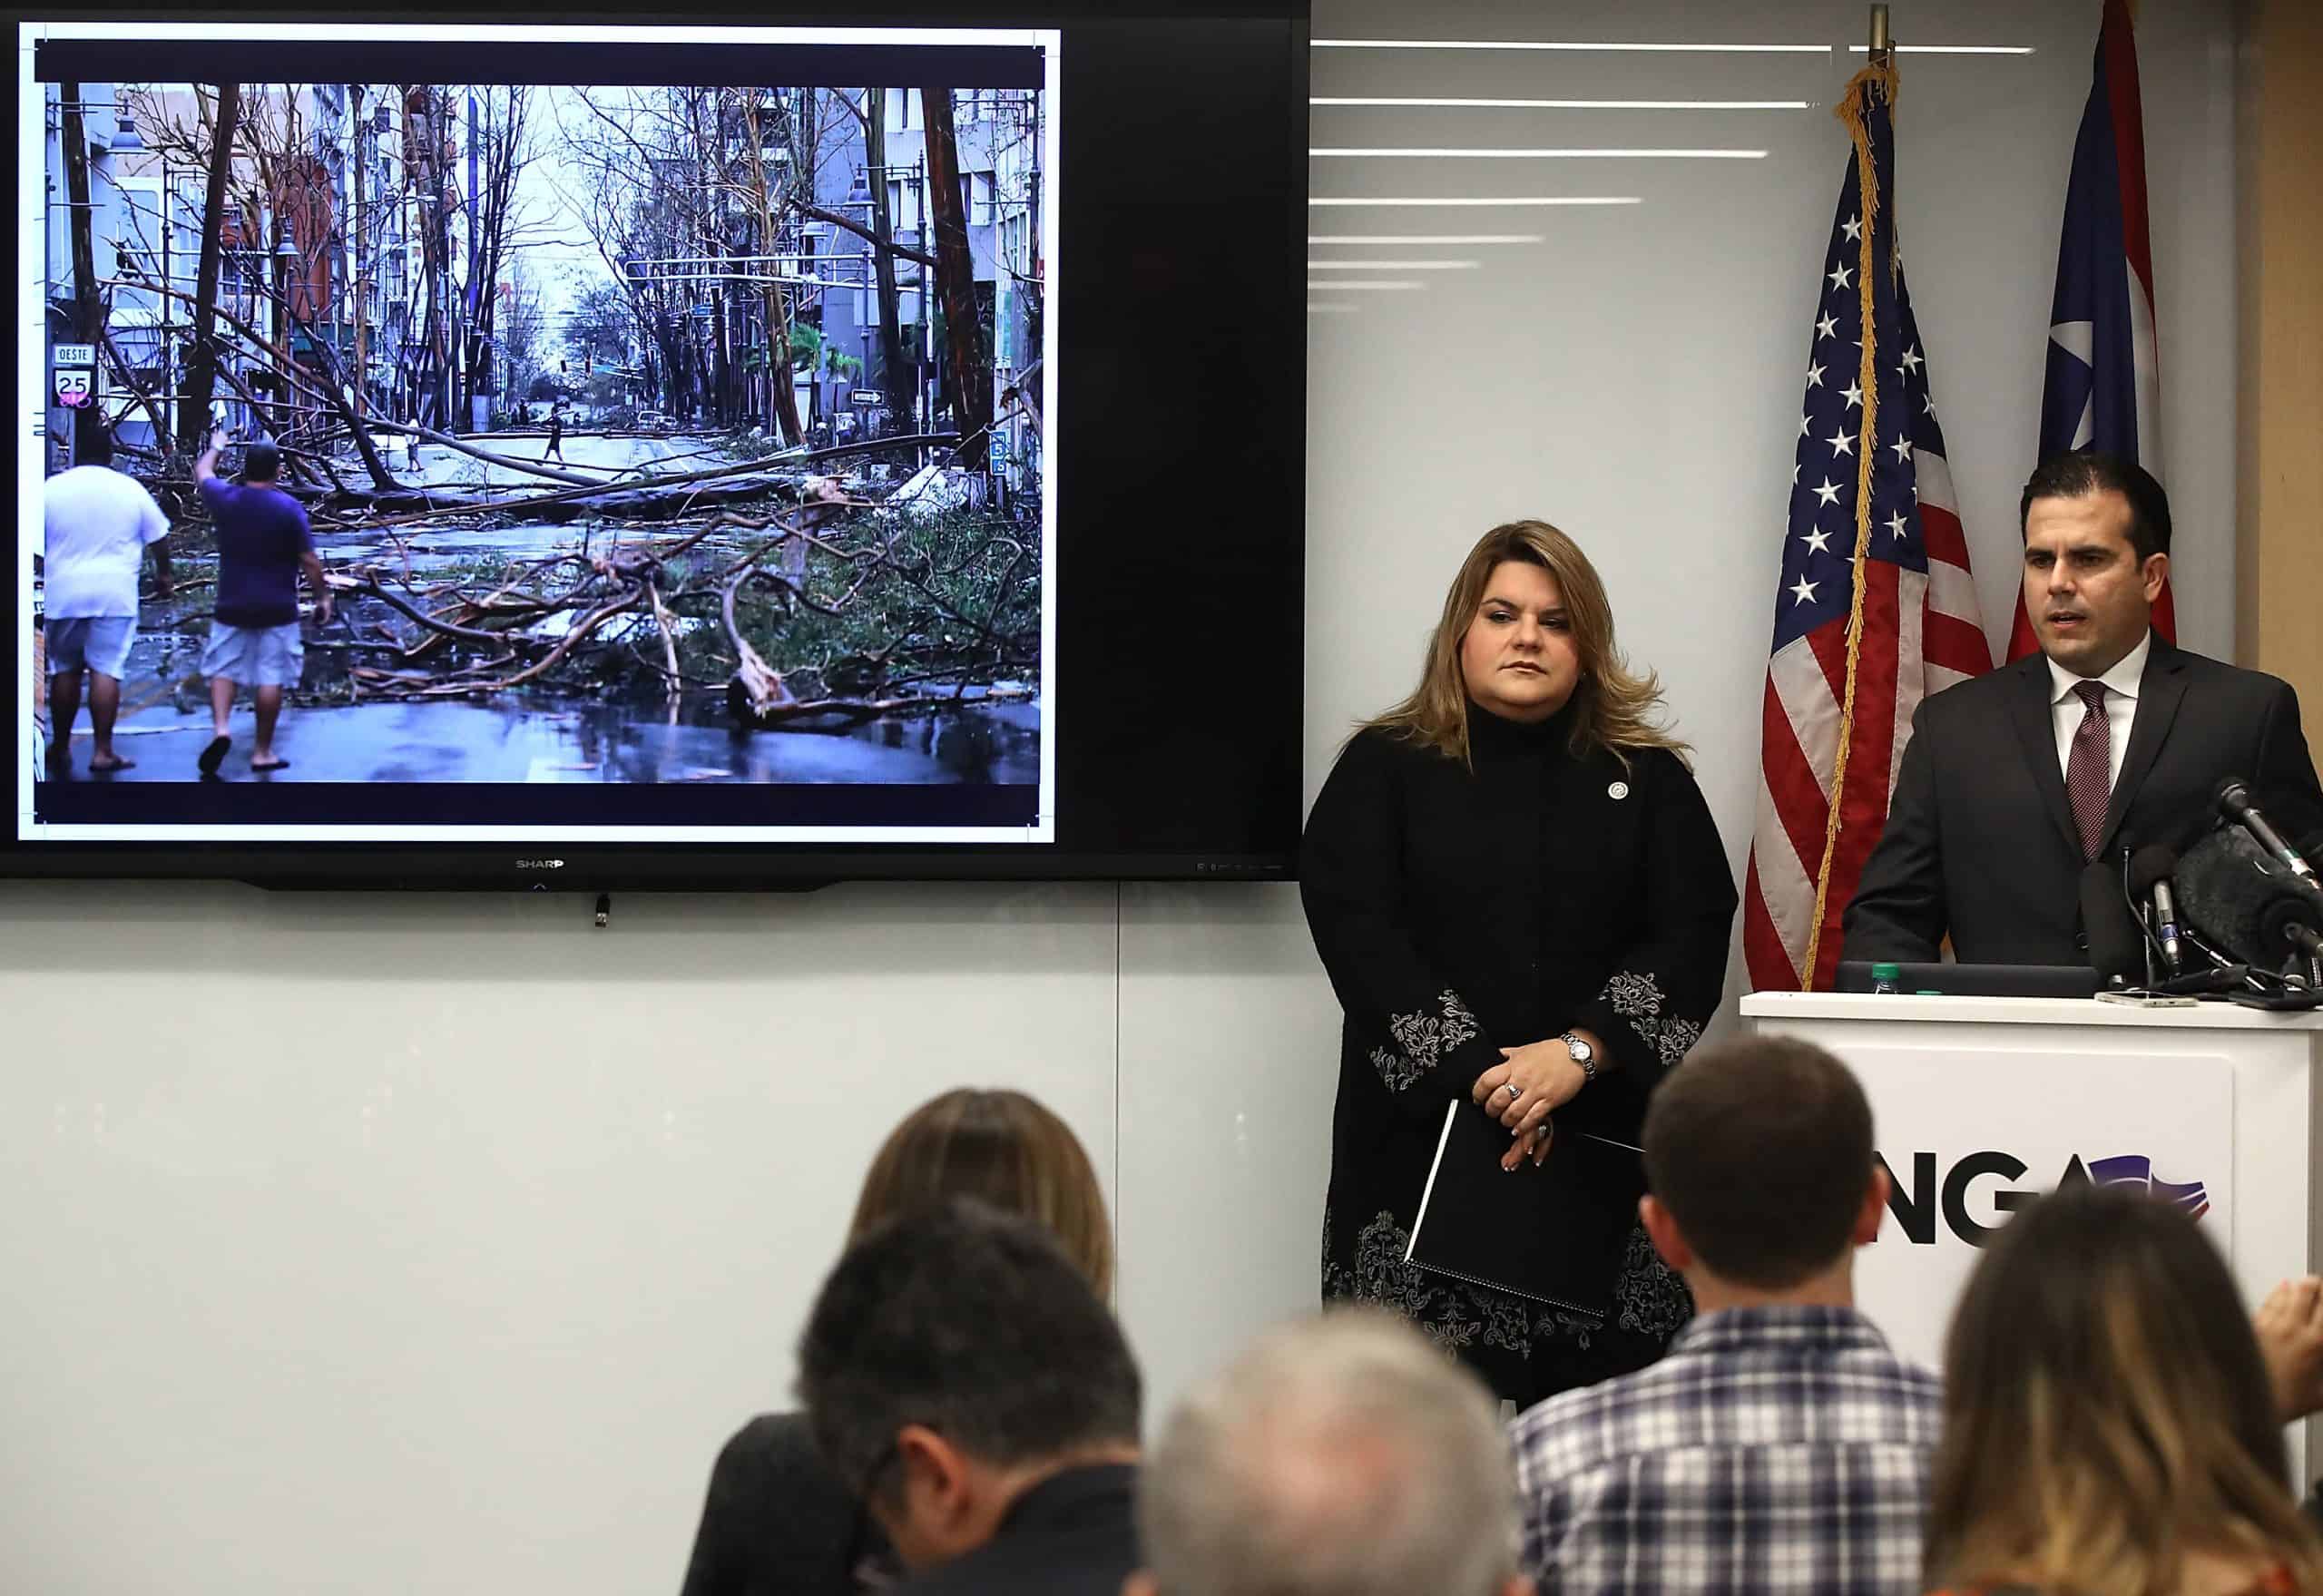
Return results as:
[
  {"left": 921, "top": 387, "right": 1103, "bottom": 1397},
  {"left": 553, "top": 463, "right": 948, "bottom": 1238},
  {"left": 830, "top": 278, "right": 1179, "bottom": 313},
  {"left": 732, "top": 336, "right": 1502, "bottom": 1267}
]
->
[{"left": 1561, "top": 1031, "right": 1598, "bottom": 1084}]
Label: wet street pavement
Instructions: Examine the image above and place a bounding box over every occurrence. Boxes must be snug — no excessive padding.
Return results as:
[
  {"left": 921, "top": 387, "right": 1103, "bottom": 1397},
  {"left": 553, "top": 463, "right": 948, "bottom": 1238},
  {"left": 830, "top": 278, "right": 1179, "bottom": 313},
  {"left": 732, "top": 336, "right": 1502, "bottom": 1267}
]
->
[
  {"left": 380, "top": 429, "right": 716, "bottom": 494},
  {"left": 34, "top": 429, "right": 1042, "bottom": 788},
  {"left": 40, "top": 696, "right": 1038, "bottom": 785}
]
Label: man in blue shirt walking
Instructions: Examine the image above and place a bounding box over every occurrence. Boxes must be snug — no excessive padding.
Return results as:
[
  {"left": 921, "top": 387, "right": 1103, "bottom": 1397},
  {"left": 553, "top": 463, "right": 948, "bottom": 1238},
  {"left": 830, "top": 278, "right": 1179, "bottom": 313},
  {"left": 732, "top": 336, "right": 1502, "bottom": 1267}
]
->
[{"left": 192, "top": 429, "right": 331, "bottom": 776}]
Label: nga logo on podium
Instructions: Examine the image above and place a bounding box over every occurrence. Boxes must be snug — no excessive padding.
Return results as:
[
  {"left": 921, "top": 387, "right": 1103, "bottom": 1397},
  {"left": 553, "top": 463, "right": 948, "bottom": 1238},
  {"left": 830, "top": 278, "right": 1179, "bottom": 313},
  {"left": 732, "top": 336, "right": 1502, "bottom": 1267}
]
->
[{"left": 1876, "top": 1149, "right": 2210, "bottom": 1247}]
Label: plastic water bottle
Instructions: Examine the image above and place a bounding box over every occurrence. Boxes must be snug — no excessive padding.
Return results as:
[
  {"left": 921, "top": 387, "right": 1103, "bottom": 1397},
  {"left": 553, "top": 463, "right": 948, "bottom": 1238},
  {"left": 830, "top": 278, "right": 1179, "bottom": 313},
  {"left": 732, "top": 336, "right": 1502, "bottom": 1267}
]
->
[{"left": 1870, "top": 962, "right": 1903, "bottom": 995}]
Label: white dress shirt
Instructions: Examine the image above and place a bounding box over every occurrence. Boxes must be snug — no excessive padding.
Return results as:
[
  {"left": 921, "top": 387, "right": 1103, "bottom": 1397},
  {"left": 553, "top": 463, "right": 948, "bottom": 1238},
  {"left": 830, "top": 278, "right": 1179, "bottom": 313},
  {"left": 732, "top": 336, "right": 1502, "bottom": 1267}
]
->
[{"left": 2047, "top": 630, "right": 2151, "bottom": 793}]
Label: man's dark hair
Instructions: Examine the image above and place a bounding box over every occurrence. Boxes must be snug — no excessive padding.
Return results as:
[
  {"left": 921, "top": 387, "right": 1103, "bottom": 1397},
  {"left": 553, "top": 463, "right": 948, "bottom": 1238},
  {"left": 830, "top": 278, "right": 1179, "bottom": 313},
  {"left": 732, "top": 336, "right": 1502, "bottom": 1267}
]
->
[
  {"left": 797, "top": 1197, "right": 1141, "bottom": 1504},
  {"left": 2019, "top": 449, "right": 2172, "bottom": 563},
  {"left": 242, "top": 440, "right": 282, "bottom": 483},
  {"left": 74, "top": 410, "right": 115, "bottom": 467},
  {"left": 1642, "top": 1036, "right": 1876, "bottom": 1289}
]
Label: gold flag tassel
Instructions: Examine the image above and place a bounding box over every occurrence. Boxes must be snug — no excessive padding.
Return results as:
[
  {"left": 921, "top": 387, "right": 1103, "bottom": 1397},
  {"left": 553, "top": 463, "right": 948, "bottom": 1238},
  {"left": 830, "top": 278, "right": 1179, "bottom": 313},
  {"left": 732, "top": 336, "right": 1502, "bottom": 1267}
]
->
[{"left": 1799, "top": 55, "right": 1902, "bottom": 989}]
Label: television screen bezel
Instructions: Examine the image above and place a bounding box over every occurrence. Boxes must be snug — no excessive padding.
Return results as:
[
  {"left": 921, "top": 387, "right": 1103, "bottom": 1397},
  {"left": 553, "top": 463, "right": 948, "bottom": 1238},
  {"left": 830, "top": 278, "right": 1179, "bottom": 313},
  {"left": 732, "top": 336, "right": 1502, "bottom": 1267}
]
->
[{"left": 6, "top": 0, "right": 1310, "bottom": 889}]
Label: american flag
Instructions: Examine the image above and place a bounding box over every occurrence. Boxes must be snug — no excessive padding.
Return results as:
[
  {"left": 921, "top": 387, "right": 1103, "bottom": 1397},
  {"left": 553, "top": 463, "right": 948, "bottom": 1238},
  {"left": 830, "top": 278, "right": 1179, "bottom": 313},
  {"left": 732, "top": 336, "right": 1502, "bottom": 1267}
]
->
[
  {"left": 2005, "top": 0, "right": 2176, "bottom": 660},
  {"left": 1743, "top": 66, "right": 1992, "bottom": 994}
]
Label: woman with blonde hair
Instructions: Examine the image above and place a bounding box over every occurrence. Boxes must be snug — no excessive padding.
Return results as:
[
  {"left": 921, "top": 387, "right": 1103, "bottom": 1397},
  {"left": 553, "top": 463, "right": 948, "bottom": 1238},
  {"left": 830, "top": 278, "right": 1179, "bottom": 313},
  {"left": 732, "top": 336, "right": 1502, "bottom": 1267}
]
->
[
  {"left": 1926, "top": 1182, "right": 2323, "bottom": 1596},
  {"left": 1301, "top": 519, "right": 1736, "bottom": 1405},
  {"left": 678, "top": 1088, "right": 1110, "bottom": 1596}
]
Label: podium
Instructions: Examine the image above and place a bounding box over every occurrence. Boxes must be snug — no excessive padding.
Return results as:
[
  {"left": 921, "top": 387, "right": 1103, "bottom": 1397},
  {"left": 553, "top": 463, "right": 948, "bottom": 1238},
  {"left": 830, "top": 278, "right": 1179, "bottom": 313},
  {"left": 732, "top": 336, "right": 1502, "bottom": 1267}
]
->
[{"left": 1741, "top": 993, "right": 2323, "bottom": 1477}]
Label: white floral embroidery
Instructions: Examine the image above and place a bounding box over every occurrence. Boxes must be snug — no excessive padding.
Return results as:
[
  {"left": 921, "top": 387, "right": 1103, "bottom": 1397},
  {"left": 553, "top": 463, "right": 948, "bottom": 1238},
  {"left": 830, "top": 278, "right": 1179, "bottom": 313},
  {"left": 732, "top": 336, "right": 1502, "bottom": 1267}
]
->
[
  {"left": 1322, "top": 1209, "right": 1534, "bottom": 1353},
  {"left": 1439, "top": 992, "right": 1479, "bottom": 1046},
  {"left": 1386, "top": 990, "right": 1480, "bottom": 1074},
  {"left": 1368, "top": 1045, "right": 1421, "bottom": 1093},
  {"left": 1612, "top": 1225, "right": 1695, "bottom": 1340},
  {"left": 1320, "top": 1209, "right": 1632, "bottom": 1358},
  {"left": 1603, "top": 970, "right": 1666, "bottom": 1028},
  {"left": 1656, "top": 1015, "right": 1704, "bottom": 1068},
  {"left": 1603, "top": 972, "right": 1703, "bottom": 1068}
]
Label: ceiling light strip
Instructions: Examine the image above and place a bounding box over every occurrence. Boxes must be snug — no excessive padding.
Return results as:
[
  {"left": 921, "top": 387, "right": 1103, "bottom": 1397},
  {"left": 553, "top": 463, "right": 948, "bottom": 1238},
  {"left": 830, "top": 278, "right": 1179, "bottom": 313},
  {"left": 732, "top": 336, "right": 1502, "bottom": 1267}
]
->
[
  {"left": 1308, "top": 196, "right": 1643, "bottom": 207},
  {"left": 1310, "top": 96, "right": 1811, "bottom": 110},
  {"left": 1309, "top": 233, "right": 1545, "bottom": 244},
  {"left": 1311, "top": 38, "right": 1828, "bottom": 54},
  {"left": 1847, "top": 44, "right": 2034, "bottom": 54},
  {"left": 1311, "top": 147, "right": 1766, "bottom": 159}
]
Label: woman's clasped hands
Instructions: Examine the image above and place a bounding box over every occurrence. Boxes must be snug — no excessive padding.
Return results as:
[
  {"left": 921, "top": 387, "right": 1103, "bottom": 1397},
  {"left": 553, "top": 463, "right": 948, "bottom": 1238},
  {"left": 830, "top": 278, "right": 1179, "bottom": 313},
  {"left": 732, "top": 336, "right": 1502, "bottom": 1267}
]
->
[{"left": 1471, "top": 1037, "right": 1592, "bottom": 1172}]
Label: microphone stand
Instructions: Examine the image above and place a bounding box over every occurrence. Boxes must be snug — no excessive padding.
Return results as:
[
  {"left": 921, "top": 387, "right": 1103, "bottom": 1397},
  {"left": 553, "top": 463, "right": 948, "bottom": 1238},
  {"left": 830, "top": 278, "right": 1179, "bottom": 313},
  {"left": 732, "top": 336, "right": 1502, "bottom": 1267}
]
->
[
  {"left": 2118, "top": 849, "right": 2242, "bottom": 995},
  {"left": 2220, "top": 927, "right": 2323, "bottom": 1009},
  {"left": 2122, "top": 847, "right": 2160, "bottom": 990},
  {"left": 2180, "top": 925, "right": 2262, "bottom": 989}
]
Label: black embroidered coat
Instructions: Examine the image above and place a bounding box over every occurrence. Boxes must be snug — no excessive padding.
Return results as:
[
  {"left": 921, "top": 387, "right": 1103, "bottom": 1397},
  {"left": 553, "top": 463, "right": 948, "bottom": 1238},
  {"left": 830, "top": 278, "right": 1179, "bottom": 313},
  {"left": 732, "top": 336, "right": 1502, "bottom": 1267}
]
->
[{"left": 1301, "top": 702, "right": 1739, "bottom": 1401}]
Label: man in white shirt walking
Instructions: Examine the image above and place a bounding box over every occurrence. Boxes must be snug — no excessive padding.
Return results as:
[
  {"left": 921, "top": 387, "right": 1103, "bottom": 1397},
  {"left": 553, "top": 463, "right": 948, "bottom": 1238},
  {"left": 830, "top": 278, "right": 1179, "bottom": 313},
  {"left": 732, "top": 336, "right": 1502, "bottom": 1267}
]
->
[{"left": 40, "top": 417, "right": 171, "bottom": 774}]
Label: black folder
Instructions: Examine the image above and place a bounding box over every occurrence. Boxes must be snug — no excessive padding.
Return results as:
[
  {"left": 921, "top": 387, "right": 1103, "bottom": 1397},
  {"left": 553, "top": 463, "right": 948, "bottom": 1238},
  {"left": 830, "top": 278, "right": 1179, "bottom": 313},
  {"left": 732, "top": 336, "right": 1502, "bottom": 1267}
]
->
[{"left": 1403, "top": 1102, "right": 1642, "bottom": 1318}]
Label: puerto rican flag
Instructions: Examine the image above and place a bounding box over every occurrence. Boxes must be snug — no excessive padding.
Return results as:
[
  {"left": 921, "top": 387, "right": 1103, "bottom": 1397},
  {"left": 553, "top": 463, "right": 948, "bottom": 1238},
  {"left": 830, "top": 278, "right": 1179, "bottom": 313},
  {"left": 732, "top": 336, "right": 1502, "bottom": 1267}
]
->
[
  {"left": 2006, "top": 0, "right": 2177, "bottom": 660},
  {"left": 1743, "top": 65, "right": 1992, "bottom": 994}
]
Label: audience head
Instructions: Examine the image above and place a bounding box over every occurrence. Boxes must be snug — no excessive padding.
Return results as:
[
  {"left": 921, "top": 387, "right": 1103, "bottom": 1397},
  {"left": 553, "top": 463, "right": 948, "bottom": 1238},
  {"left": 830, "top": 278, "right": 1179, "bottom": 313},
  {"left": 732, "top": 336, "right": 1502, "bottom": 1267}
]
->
[
  {"left": 75, "top": 410, "right": 115, "bottom": 467},
  {"left": 797, "top": 1198, "right": 1141, "bottom": 1572},
  {"left": 1129, "top": 1308, "right": 1528, "bottom": 1596},
  {"left": 242, "top": 439, "right": 282, "bottom": 485},
  {"left": 2018, "top": 448, "right": 2171, "bottom": 678},
  {"left": 1926, "top": 1182, "right": 2323, "bottom": 1596},
  {"left": 849, "top": 1087, "right": 1112, "bottom": 1297},
  {"left": 1640, "top": 1035, "right": 1885, "bottom": 1302}
]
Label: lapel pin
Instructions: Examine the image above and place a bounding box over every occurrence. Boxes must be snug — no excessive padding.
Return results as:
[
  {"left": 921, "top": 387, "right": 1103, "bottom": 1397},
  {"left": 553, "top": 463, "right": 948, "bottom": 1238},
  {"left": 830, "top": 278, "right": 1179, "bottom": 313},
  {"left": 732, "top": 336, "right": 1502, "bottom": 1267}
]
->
[{"left": 1608, "top": 781, "right": 1630, "bottom": 800}]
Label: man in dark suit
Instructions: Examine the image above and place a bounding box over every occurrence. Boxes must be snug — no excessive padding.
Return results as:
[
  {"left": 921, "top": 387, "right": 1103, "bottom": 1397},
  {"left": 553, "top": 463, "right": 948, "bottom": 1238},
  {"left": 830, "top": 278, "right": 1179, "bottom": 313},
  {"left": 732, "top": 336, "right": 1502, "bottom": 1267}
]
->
[
  {"left": 796, "top": 1199, "right": 1141, "bottom": 1596},
  {"left": 1844, "top": 451, "right": 2323, "bottom": 966}
]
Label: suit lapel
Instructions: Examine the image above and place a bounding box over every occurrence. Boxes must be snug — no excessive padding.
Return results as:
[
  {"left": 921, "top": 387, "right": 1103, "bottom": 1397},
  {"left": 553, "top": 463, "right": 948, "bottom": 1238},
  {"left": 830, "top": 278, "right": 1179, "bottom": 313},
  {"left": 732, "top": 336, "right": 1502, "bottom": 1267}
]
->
[
  {"left": 2005, "top": 653, "right": 2083, "bottom": 857},
  {"left": 2101, "top": 635, "right": 2189, "bottom": 856}
]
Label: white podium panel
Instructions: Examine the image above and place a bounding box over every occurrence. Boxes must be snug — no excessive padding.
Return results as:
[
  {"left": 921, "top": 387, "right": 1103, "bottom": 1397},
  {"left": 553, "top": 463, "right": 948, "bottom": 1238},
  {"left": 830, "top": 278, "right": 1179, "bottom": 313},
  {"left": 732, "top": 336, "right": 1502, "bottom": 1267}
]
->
[{"left": 1742, "top": 994, "right": 2323, "bottom": 1477}]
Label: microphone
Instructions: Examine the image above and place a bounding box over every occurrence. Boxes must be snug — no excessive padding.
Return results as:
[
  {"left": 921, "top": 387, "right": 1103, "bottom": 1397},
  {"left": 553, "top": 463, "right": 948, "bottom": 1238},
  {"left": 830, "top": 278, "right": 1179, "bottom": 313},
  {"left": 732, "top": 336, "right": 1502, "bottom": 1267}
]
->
[
  {"left": 2259, "top": 896, "right": 2323, "bottom": 988},
  {"left": 2128, "top": 846, "right": 2184, "bottom": 974},
  {"left": 2080, "top": 859, "right": 2149, "bottom": 986},
  {"left": 2216, "top": 778, "right": 2321, "bottom": 894},
  {"left": 2176, "top": 821, "right": 2323, "bottom": 977}
]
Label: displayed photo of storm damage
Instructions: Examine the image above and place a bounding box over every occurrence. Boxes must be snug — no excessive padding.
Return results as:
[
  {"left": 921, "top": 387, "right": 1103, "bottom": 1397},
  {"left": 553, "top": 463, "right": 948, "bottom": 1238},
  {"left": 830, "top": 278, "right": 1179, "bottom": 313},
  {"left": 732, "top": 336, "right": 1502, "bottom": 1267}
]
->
[{"left": 28, "top": 44, "right": 1051, "bottom": 801}]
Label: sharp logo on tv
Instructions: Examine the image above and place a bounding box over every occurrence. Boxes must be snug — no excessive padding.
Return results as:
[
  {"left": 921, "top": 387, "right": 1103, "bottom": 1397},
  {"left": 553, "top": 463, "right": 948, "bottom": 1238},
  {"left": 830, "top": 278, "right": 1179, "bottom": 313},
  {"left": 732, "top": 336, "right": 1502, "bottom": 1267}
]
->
[
  {"left": 515, "top": 859, "right": 566, "bottom": 870},
  {"left": 1875, "top": 1150, "right": 2211, "bottom": 1246}
]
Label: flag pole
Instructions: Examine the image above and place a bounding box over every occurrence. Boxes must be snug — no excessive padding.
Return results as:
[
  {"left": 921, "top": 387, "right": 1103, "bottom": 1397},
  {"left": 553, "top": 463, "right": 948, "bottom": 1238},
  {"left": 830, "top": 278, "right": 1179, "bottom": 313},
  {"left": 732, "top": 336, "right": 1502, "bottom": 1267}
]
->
[
  {"left": 1799, "top": 23, "right": 1900, "bottom": 988},
  {"left": 1870, "top": 7, "right": 1897, "bottom": 226}
]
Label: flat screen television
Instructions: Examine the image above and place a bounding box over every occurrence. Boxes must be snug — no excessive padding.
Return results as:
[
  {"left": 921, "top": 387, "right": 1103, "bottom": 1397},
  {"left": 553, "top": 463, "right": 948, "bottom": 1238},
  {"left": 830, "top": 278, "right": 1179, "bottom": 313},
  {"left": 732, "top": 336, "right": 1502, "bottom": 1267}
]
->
[{"left": 9, "top": 2, "right": 1307, "bottom": 887}]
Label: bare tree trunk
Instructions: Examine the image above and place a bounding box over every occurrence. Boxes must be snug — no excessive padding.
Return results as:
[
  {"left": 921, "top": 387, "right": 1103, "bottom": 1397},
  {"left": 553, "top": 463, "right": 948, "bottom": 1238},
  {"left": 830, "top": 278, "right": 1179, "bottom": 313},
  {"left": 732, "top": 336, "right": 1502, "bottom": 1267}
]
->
[
  {"left": 763, "top": 280, "right": 803, "bottom": 446},
  {"left": 918, "top": 89, "right": 990, "bottom": 446},
  {"left": 467, "top": 86, "right": 527, "bottom": 425},
  {"left": 743, "top": 88, "right": 804, "bottom": 446},
  {"left": 351, "top": 86, "right": 369, "bottom": 423},
  {"left": 711, "top": 284, "right": 732, "bottom": 426},
  {"left": 58, "top": 83, "right": 103, "bottom": 353},
  {"left": 179, "top": 81, "right": 242, "bottom": 455},
  {"left": 863, "top": 93, "right": 909, "bottom": 425},
  {"left": 420, "top": 248, "right": 442, "bottom": 429}
]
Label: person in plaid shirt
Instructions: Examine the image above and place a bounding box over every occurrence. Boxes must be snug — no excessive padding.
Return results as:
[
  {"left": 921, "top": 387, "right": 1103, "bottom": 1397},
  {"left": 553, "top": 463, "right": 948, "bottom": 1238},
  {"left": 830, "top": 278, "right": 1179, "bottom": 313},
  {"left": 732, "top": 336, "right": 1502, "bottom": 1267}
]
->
[{"left": 1510, "top": 1036, "right": 1941, "bottom": 1596}]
